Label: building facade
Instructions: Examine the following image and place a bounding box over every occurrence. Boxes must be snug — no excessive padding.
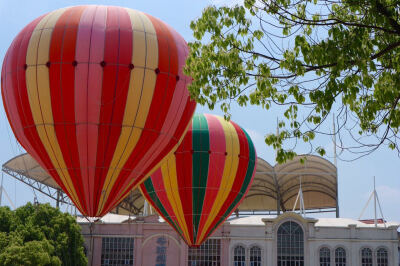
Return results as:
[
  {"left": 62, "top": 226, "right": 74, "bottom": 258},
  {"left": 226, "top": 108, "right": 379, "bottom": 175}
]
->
[{"left": 79, "top": 212, "right": 399, "bottom": 266}]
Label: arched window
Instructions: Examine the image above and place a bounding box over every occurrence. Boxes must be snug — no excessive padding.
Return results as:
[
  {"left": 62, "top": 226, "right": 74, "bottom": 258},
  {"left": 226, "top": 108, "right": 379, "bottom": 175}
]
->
[
  {"left": 277, "top": 221, "right": 304, "bottom": 266},
  {"left": 376, "top": 248, "right": 388, "bottom": 266},
  {"left": 233, "top": 245, "right": 246, "bottom": 266},
  {"left": 319, "top": 247, "right": 330, "bottom": 266},
  {"left": 250, "top": 246, "right": 261, "bottom": 266},
  {"left": 361, "top": 248, "right": 373, "bottom": 266},
  {"left": 335, "top": 247, "right": 346, "bottom": 266}
]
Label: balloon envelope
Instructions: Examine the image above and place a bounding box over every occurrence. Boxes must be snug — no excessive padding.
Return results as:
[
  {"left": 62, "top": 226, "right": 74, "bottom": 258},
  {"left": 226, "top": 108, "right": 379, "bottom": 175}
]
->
[
  {"left": 1, "top": 6, "right": 196, "bottom": 217},
  {"left": 140, "top": 114, "right": 257, "bottom": 246}
]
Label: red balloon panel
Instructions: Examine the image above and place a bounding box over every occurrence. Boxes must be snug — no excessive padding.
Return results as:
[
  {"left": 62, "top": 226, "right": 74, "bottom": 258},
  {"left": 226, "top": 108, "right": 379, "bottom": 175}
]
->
[{"left": 1, "top": 6, "right": 196, "bottom": 217}]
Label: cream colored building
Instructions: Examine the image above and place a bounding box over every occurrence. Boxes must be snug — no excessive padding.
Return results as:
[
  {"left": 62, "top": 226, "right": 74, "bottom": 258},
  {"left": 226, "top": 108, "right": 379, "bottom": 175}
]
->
[
  {"left": 3, "top": 153, "right": 399, "bottom": 265},
  {"left": 228, "top": 212, "right": 399, "bottom": 266},
  {"left": 77, "top": 212, "right": 399, "bottom": 266}
]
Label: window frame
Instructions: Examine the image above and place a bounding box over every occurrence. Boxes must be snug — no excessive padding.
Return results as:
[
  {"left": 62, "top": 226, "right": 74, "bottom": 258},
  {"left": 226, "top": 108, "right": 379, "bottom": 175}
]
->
[
  {"left": 361, "top": 247, "right": 373, "bottom": 266},
  {"left": 233, "top": 245, "right": 246, "bottom": 266},
  {"left": 188, "top": 238, "right": 221, "bottom": 266},
  {"left": 334, "top": 246, "right": 347, "bottom": 266},
  {"left": 249, "top": 245, "right": 262, "bottom": 266},
  {"left": 276, "top": 220, "right": 305, "bottom": 266},
  {"left": 376, "top": 247, "right": 388, "bottom": 266},
  {"left": 319, "top": 246, "right": 331, "bottom": 266},
  {"left": 100, "top": 237, "right": 135, "bottom": 266}
]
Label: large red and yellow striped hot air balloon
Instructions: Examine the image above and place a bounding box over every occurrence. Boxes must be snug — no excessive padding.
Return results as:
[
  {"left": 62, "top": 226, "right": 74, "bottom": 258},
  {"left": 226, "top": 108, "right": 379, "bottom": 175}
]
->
[
  {"left": 1, "top": 6, "right": 196, "bottom": 217},
  {"left": 140, "top": 114, "right": 257, "bottom": 246}
]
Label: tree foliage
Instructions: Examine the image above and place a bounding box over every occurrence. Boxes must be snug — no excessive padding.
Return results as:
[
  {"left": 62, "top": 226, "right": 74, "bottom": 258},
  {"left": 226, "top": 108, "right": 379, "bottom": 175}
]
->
[
  {"left": 185, "top": 0, "right": 400, "bottom": 162},
  {"left": 0, "top": 203, "right": 87, "bottom": 266}
]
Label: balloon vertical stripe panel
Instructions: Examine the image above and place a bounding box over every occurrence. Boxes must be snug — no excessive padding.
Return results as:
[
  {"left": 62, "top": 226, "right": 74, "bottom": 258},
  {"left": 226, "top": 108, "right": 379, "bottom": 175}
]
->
[
  {"left": 202, "top": 126, "right": 257, "bottom": 241},
  {"left": 140, "top": 114, "right": 257, "bottom": 246},
  {"left": 191, "top": 114, "right": 210, "bottom": 242},
  {"left": 176, "top": 126, "right": 194, "bottom": 242},
  {"left": 1, "top": 6, "right": 196, "bottom": 217},
  {"left": 50, "top": 6, "right": 91, "bottom": 214},
  {"left": 196, "top": 115, "right": 226, "bottom": 242}
]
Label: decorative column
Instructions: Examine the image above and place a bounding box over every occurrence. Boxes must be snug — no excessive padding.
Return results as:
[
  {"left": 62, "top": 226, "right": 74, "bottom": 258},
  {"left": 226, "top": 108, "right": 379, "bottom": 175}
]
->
[
  {"left": 134, "top": 218, "right": 144, "bottom": 266},
  {"left": 91, "top": 236, "right": 102, "bottom": 266},
  {"left": 180, "top": 238, "right": 187, "bottom": 266},
  {"left": 221, "top": 238, "right": 229, "bottom": 265},
  {"left": 221, "top": 223, "right": 230, "bottom": 265},
  {"left": 348, "top": 224, "right": 357, "bottom": 265},
  {"left": 263, "top": 219, "right": 274, "bottom": 266}
]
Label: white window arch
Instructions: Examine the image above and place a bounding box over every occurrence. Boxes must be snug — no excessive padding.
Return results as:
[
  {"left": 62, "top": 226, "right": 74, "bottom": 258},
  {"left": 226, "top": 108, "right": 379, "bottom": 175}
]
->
[
  {"left": 277, "top": 220, "right": 304, "bottom": 266},
  {"left": 233, "top": 245, "right": 246, "bottom": 266},
  {"left": 319, "top": 247, "right": 330, "bottom": 266},
  {"left": 249, "top": 245, "right": 261, "bottom": 266},
  {"left": 376, "top": 247, "right": 388, "bottom": 266},
  {"left": 361, "top": 247, "right": 373, "bottom": 266},
  {"left": 335, "top": 247, "right": 346, "bottom": 266}
]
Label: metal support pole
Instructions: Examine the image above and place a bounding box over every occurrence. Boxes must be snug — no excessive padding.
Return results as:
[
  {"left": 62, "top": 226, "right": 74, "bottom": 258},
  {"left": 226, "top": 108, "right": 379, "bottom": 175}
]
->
[
  {"left": 333, "top": 113, "right": 339, "bottom": 218},
  {"left": 375, "top": 193, "right": 386, "bottom": 228},
  {"left": 358, "top": 192, "right": 374, "bottom": 220},
  {"left": 358, "top": 176, "right": 386, "bottom": 228},
  {"left": 275, "top": 118, "right": 281, "bottom": 215},
  {"left": 300, "top": 189, "right": 305, "bottom": 217},
  {"left": 56, "top": 189, "right": 60, "bottom": 208},
  {"left": 292, "top": 188, "right": 301, "bottom": 212},
  {"left": 276, "top": 117, "right": 279, "bottom": 164},
  {"left": 292, "top": 176, "right": 305, "bottom": 217},
  {"left": 374, "top": 176, "right": 377, "bottom": 227},
  {"left": 89, "top": 222, "right": 94, "bottom": 266},
  {"left": 333, "top": 113, "right": 337, "bottom": 168},
  {"left": 143, "top": 200, "right": 148, "bottom": 216},
  {"left": 1, "top": 189, "right": 15, "bottom": 210},
  {"left": 274, "top": 171, "right": 281, "bottom": 215},
  {"left": 276, "top": 192, "right": 281, "bottom": 215}
]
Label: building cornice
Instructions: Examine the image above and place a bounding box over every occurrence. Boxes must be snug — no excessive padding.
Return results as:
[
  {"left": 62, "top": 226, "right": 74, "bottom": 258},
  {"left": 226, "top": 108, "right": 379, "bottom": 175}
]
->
[{"left": 262, "top": 212, "right": 317, "bottom": 225}]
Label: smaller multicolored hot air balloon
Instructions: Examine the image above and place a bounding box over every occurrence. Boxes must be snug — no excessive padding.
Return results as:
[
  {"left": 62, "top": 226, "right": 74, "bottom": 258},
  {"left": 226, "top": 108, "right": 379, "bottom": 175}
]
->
[{"left": 140, "top": 114, "right": 257, "bottom": 246}]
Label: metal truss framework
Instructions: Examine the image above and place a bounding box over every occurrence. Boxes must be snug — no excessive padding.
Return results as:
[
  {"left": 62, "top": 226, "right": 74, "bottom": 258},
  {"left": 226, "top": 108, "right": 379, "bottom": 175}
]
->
[
  {"left": 2, "top": 166, "right": 73, "bottom": 207},
  {"left": 234, "top": 208, "right": 337, "bottom": 217},
  {"left": 114, "top": 190, "right": 144, "bottom": 215},
  {"left": 2, "top": 165, "right": 144, "bottom": 215}
]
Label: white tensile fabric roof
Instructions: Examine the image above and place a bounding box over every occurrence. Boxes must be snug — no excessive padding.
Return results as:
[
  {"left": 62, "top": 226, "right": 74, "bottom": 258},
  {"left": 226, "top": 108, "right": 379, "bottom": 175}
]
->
[
  {"left": 3, "top": 153, "right": 337, "bottom": 213},
  {"left": 239, "top": 155, "right": 337, "bottom": 212}
]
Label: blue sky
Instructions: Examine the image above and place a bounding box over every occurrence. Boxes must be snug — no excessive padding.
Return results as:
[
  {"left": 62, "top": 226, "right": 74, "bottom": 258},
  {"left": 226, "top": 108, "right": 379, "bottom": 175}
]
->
[{"left": 0, "top": 0, "right": 398, "bottom": 222}]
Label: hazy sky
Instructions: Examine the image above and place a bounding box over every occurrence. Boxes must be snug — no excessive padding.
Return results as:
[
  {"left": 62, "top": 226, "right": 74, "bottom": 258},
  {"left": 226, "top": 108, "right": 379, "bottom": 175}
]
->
[{"left": 0, "top": 0, "right": 398, "bottom": 222}]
